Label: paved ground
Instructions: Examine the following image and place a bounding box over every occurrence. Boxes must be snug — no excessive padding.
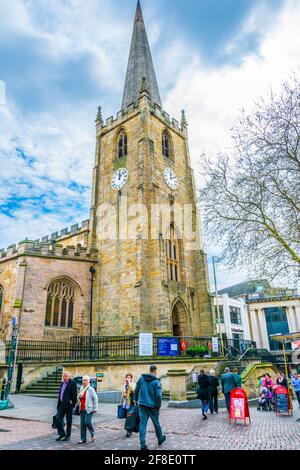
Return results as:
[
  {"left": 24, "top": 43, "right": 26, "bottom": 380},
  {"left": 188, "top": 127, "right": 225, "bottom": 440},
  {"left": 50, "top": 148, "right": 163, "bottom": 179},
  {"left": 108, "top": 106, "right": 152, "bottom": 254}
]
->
[{"left": 0, "top": 396, "right": 299, "bottom": 450}]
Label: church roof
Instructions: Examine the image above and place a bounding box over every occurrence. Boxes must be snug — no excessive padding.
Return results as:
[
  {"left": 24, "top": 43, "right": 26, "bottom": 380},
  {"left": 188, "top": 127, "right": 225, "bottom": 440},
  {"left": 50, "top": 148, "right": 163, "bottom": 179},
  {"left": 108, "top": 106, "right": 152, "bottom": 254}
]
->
[{"left": 122, "top": 0, "right": 162, "bottom": 110}]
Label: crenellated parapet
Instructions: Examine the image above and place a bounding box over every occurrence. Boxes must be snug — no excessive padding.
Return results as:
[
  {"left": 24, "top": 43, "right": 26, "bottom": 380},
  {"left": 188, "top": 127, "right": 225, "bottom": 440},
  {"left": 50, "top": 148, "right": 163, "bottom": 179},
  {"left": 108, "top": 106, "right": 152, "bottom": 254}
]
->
[
  {"left": 96, "top": 100, "right": 185, "bottom": 138},
  {"left": 0, "top": 239, "right": 98, "bottom": 262}
]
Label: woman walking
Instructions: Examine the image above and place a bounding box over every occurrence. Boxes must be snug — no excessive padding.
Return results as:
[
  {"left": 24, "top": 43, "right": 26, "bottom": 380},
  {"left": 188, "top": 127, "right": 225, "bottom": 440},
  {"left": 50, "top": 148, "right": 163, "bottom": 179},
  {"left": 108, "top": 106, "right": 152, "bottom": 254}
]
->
[
  {"left": 122, "top": 373, "right": 136, "bottom": 438},
  {"left": 78, "top": 375, "right": 98, "bottom": 444},
  {"left": 197, "top": 369, "right": 211, "bottom": 420}
]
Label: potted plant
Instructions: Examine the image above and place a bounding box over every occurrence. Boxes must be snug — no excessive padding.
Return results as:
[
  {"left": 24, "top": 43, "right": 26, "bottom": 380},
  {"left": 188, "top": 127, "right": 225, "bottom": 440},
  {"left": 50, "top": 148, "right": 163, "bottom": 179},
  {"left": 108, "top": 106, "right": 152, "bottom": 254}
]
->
[{"left": 186, "top": 345, "right": 209, "bottom": 358}]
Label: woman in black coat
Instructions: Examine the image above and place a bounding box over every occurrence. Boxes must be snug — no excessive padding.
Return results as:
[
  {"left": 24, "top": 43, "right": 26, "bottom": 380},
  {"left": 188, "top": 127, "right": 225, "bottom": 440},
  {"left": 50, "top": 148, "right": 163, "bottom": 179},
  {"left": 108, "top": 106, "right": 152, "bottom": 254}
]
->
[{"left": 197, "top": 369, "right": 211, "bottom": 420}]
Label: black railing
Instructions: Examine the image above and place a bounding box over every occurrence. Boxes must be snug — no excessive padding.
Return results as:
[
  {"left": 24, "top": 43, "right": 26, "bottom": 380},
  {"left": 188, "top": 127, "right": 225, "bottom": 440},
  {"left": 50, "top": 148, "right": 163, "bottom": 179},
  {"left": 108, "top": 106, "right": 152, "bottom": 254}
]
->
[
  {"left": 5, "top": 340, "right": 68, "bottom": 363},
  {"left": 225, "top": 339, "right": 257, "bottom": 357},
  {"left": 4, "top": 335, "right": 222, "bottom": 363}
]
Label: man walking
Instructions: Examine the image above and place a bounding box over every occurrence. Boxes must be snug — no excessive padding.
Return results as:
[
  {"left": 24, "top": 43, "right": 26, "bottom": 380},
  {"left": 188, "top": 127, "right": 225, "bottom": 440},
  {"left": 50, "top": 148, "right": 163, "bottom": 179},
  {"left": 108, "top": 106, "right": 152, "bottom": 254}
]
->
[
  {"left": 221, "top": 367, "right": 237, "bottom": 414},
  {"left": 56, "top": 370, "right": 77, "bottom": 442},
  {"left": 134, "top": 365, "right": 166, "bottom": 451},
  {"left": 291, "top": 372, "right": 300, "bottom": 409}
]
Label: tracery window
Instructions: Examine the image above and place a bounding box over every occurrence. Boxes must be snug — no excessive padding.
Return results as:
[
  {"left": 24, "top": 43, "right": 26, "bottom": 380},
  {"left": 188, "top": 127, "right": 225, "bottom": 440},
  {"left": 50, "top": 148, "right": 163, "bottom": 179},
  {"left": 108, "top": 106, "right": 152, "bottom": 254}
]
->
[
  {"left": 45, "top": 278, "right": 75, "bottom": 328},
  {"left": 118, "top": 131, "right": 128, "bottom": 158},
  {"left": 166, "top": 224, "right": 180, "bottom": 282}
]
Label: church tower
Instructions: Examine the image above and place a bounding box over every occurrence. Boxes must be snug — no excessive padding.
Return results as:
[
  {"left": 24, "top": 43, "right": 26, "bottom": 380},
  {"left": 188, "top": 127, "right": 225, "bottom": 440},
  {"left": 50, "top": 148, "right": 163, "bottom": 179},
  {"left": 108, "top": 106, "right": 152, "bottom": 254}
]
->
[{"left": 89, "top": 1, "right": 213, "bottom": 336}]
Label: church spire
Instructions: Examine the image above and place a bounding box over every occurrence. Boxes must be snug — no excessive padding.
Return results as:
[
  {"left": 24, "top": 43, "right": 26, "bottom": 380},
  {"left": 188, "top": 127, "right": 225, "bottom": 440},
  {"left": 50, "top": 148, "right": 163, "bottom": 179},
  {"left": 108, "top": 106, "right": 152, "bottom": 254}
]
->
[{"left": 122, "top": 0, "right": 162, "bottom": 110}]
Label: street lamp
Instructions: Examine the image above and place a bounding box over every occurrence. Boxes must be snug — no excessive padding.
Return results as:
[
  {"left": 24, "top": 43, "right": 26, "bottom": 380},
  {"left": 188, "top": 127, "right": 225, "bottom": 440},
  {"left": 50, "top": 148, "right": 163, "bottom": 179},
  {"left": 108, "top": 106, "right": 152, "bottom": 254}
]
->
[
  {"left": 212, "top": 256, "right": 224, "bottom": 356},
  {"left": 89, "top": 267, "right": 96, "bottom": 338},
  {"left": 3, "top": 317, "right": 19, "bottom": 408}
]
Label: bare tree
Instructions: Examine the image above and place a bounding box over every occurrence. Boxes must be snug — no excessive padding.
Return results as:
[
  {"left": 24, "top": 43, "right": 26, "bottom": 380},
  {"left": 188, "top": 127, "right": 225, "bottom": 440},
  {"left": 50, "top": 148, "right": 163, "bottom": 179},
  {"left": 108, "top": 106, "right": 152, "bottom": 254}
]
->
[{"left": 199, "top": 75, "right": 300, "bottom": 285}]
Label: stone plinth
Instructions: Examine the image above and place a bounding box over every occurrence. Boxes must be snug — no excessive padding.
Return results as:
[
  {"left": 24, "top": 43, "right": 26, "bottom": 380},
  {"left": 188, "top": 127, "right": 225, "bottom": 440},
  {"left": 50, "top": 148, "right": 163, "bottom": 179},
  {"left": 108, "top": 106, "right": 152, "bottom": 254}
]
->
[{"left": 167, "top": 369, "right": 188, "bottom": 403}]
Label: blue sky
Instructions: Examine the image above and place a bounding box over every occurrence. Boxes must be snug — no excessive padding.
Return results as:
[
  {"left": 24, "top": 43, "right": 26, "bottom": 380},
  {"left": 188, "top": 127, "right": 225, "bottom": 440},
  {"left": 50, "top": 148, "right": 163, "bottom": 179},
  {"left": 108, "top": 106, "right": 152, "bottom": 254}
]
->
[{"left": 0, "top": 0, "right": 299, "bottom": 289}]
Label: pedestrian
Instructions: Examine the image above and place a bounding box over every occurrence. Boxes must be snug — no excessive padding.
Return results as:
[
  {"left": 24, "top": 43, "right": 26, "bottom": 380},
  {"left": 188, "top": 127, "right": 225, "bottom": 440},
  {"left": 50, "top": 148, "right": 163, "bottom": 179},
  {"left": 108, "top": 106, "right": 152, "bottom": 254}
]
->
[
  {"left": 291, "top": 372, "right": 300, "bottom": 409},
  {"left": 197, "top": 369, "right": 211, "bottom": 420},
  {"left": 276, "top": 371, "right": 288, "bottom": 388},
  {"left": 122, "top": 373, "right": 136, "bottom": 438},
  {"left": 134, "top": 365, "right": 166, "bottom": 451},
  {"left": 56, "top": 370, "right": 78, "bottom": 442},
  {"left": 233, "top": 367, "right": 242, "bottom": 388},
  {"left": 221, "top": 367, "right": 237, "bottom": 414},
  {"left": 263, "top": 373, "right": 274, "bottom": 391},
  {"left": 208, "top": 369, "right": 219, "bottom": 414},
  {"left": 78, "top": 375, "right": 98, "bottom": 444}
]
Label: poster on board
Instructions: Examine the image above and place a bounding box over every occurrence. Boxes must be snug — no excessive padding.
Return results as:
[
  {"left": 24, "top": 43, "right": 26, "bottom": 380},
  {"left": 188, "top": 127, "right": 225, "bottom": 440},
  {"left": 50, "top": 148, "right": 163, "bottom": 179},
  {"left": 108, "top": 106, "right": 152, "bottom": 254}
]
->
[{"left": 139, "top": 333, "right": 153, "bottom": 356}]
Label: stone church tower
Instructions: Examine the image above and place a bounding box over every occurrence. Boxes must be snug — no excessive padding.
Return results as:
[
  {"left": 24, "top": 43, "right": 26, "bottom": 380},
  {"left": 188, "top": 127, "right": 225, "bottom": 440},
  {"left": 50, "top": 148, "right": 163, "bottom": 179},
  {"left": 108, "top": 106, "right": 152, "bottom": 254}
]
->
[{"left": 89, "top": 1, "right": 213, "bottom": 337}]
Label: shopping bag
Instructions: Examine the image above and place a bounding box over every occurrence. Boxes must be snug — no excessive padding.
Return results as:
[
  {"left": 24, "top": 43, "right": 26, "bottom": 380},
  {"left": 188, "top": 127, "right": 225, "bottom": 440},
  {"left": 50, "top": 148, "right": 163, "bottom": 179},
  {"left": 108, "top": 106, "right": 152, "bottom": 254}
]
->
[
  {"left": 125, "top": 405, "right": 140, "bottom": 433},
  {"left": 52, "top": 414, "right": 58, "bottom": 429},
  {"left": 117, "top": 404, "right": 127, "bottom": 419}
]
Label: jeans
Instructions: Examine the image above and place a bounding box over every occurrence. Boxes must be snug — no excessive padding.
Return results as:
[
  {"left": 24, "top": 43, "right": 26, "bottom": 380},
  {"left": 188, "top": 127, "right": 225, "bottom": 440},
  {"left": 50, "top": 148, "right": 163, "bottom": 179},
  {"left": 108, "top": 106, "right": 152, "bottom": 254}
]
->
[
  {"left": 80, "top": 411, "right": 95, "bottom": 442},
  {"left": 224, "top": 393, "right": 231, "bottom": 413},
  {"left": 295, "top": 391, "right": 300, "bottom": 406},
  {"left": 209, "top": 392, "right": 219, "bottom": 413},
  {"left": 201, "top": 399, "right": 210, "bottom": 416},
  {"left": 139, "top": 406, "right": 163, "bottom": 448},
  {"left": 56, "top": 404, "right": 73, "bottom": 438}
]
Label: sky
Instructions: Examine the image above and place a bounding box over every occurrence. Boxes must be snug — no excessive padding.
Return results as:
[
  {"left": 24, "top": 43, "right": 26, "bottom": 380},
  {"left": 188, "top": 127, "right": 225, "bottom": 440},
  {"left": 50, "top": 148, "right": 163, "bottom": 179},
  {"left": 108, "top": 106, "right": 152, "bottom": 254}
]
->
[{"left": 0, "top": 0, "right": 299, "bottom": 289}]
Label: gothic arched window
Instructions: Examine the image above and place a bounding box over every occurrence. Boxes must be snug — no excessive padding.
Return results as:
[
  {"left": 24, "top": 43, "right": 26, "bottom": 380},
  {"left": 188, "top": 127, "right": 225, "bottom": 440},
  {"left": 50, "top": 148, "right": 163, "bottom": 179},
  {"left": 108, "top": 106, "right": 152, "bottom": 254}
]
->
[
  {"left": 45, "top": 278, "right": 75, "bottom": 328},
  {"left": 0, "top": 285, "right": 3, "bottom": 323},
  {"left": 118, "top": 131, "right": 128, "bottom": 158},
  {"left": 162, "top": 130, "right": 171, "bottom": 159},
  {"left": 166, "top": 224, "right": 180, "bottom": 282}
]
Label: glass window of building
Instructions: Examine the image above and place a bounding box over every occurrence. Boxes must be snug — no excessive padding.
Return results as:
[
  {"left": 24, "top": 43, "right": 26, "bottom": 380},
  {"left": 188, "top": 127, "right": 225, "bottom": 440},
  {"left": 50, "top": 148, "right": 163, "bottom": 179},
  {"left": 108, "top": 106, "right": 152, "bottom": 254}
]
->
[{"left": 230, "top": 306, "right": 242, "bottom": 325}]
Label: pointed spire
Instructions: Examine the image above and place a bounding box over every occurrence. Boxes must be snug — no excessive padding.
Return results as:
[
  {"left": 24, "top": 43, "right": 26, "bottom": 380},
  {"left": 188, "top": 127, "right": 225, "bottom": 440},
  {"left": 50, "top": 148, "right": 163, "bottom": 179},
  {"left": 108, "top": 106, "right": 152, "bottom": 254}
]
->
[
  {"left": 95, "top": 106, "right": 103, "bottom": 126},
  {"left": 122, "top": 0, "right": 162, "bottom": 110}
]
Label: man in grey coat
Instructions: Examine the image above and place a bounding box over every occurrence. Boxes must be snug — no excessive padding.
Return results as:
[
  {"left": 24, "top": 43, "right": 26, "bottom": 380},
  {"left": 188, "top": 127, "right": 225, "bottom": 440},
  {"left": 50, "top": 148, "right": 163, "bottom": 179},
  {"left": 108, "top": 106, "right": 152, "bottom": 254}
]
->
[
  {"left": 221, "top": 367, "right": 238, "bottom": 413},
  {"left": 134, "top": 365, "right": 166, "bottom": 451}
]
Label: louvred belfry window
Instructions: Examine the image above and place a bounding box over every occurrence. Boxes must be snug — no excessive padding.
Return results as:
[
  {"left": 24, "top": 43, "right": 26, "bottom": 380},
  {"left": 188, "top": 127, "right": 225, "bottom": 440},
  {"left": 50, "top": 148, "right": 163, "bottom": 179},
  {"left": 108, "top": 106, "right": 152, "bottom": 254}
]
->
[
  {"left": 118, "top": 131, "right": 128, "bottom": 158},
  {"left": 45, "top": 279, "right": 75, "bottom": 328},
  {"left": 162, "top": 131, "right": 170, "bottom": 158}
]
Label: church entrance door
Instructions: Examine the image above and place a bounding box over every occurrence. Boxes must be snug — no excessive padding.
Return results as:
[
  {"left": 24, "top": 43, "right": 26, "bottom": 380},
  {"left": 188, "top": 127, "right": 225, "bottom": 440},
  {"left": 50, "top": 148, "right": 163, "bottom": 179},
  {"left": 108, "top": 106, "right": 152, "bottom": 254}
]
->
[{"left": 172, "top": 300, "right": 190, "bottom": 337}]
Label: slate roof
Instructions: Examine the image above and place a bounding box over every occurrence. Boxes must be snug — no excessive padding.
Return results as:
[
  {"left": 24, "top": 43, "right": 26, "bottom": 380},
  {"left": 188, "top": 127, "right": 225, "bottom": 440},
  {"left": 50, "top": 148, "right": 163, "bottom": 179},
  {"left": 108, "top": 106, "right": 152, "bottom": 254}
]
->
[{"left": 122, "top": 0, "right": 162, "bottom": 110}]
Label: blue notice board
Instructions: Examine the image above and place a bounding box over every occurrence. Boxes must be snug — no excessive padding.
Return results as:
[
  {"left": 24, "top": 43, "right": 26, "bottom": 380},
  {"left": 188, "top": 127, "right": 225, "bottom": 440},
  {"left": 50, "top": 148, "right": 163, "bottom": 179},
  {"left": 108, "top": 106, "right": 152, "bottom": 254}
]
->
[{"left": 157, "top": 337, "right": 179, "bottom": 357}]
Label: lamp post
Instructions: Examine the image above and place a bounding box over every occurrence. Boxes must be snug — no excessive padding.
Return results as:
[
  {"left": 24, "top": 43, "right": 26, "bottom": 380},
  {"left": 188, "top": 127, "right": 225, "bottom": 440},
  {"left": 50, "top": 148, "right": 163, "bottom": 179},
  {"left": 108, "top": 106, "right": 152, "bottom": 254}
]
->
[
  {"left": 212, "top": 256, "right": 224, "bottom": 356},
  {"left": 89, "top": 267, "right": 96, "bottom": 361},
  {"left": 89, "top": 267, "right": 96, "bottom": 338},
  {"left": 4, "top": 316, "right": 18, "bottom": 408}
]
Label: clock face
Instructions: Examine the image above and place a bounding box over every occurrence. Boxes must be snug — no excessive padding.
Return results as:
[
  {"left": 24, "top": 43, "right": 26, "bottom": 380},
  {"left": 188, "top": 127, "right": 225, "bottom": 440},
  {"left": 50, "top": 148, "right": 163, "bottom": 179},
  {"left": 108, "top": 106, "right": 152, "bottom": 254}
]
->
[
  {"left": 111, "top": 168, "right": 128, "bottom": 191},
  {"left": 164, "top": 167, "right": 178, "bottom": 191}
]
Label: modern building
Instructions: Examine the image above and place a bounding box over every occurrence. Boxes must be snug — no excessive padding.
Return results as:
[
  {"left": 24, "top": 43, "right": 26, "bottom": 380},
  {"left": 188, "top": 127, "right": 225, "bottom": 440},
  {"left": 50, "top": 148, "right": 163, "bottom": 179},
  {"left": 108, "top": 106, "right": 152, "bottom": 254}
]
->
[
  {"left": 213, "top": 294, "right": 252, "bottom": 351},
  {"left": 218, "top": 281, "right": 300, "bottom": 352},
  {"left": 0, "top": 1, "right": 213, "bottom": 342}
]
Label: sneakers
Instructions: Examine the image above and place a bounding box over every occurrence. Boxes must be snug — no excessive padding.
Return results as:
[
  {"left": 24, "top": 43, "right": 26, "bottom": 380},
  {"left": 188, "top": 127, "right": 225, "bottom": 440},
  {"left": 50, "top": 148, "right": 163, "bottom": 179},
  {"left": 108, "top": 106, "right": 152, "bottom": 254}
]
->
[
  {"left": 202, "top": 413, "right": 208, "bottom": 420},
  {"left": 158, "top": 435, "right": 166, "bottom": 446},
  {"left": 91, "top": 435, "right": 96, "bottom": 442},
  {"left": 56, "top": 436, "right": 65, "bottom": 441},
  {"left": 78, "top": 440, "right": 86, "bottom": 444},
  {"left": 61, "top": 437, "right": 70, "bottom": 441},
  {"left": 126, "top": 432, "right": 132, "bottom": 438},
  {"left": 141, "top": 446, "right": 148, "bottom": 451}
]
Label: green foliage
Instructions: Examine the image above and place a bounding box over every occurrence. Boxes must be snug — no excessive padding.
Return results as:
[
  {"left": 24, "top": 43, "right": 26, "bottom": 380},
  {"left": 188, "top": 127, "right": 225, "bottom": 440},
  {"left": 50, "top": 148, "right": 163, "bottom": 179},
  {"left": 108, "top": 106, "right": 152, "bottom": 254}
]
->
[{"left": 186, "top": 345, "right": 209, "bottom": 357}]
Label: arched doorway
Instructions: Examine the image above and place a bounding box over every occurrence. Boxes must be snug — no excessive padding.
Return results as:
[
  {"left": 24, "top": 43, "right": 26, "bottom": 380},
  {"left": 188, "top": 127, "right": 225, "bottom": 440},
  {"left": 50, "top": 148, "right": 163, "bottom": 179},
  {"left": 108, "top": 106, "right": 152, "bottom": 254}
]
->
[{"left": 172, "top": 300, "right": 190, "bottom": 337}]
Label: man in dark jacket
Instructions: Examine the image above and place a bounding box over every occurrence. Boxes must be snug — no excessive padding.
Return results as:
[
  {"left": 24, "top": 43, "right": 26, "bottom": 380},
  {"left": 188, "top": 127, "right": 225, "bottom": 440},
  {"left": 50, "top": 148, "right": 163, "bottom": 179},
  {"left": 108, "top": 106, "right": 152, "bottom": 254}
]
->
[
  {"left": 134, "top": 365, "right": 166, "bottom": 451},
  {"left": 221, "top": 367, "right": 238, "bottom": 414},
  {"left": 56, "top": 371, "right": 78, "bottom": 441},
  {"left": 208, "top": 369, "right": 220, "bottom": 414}
]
